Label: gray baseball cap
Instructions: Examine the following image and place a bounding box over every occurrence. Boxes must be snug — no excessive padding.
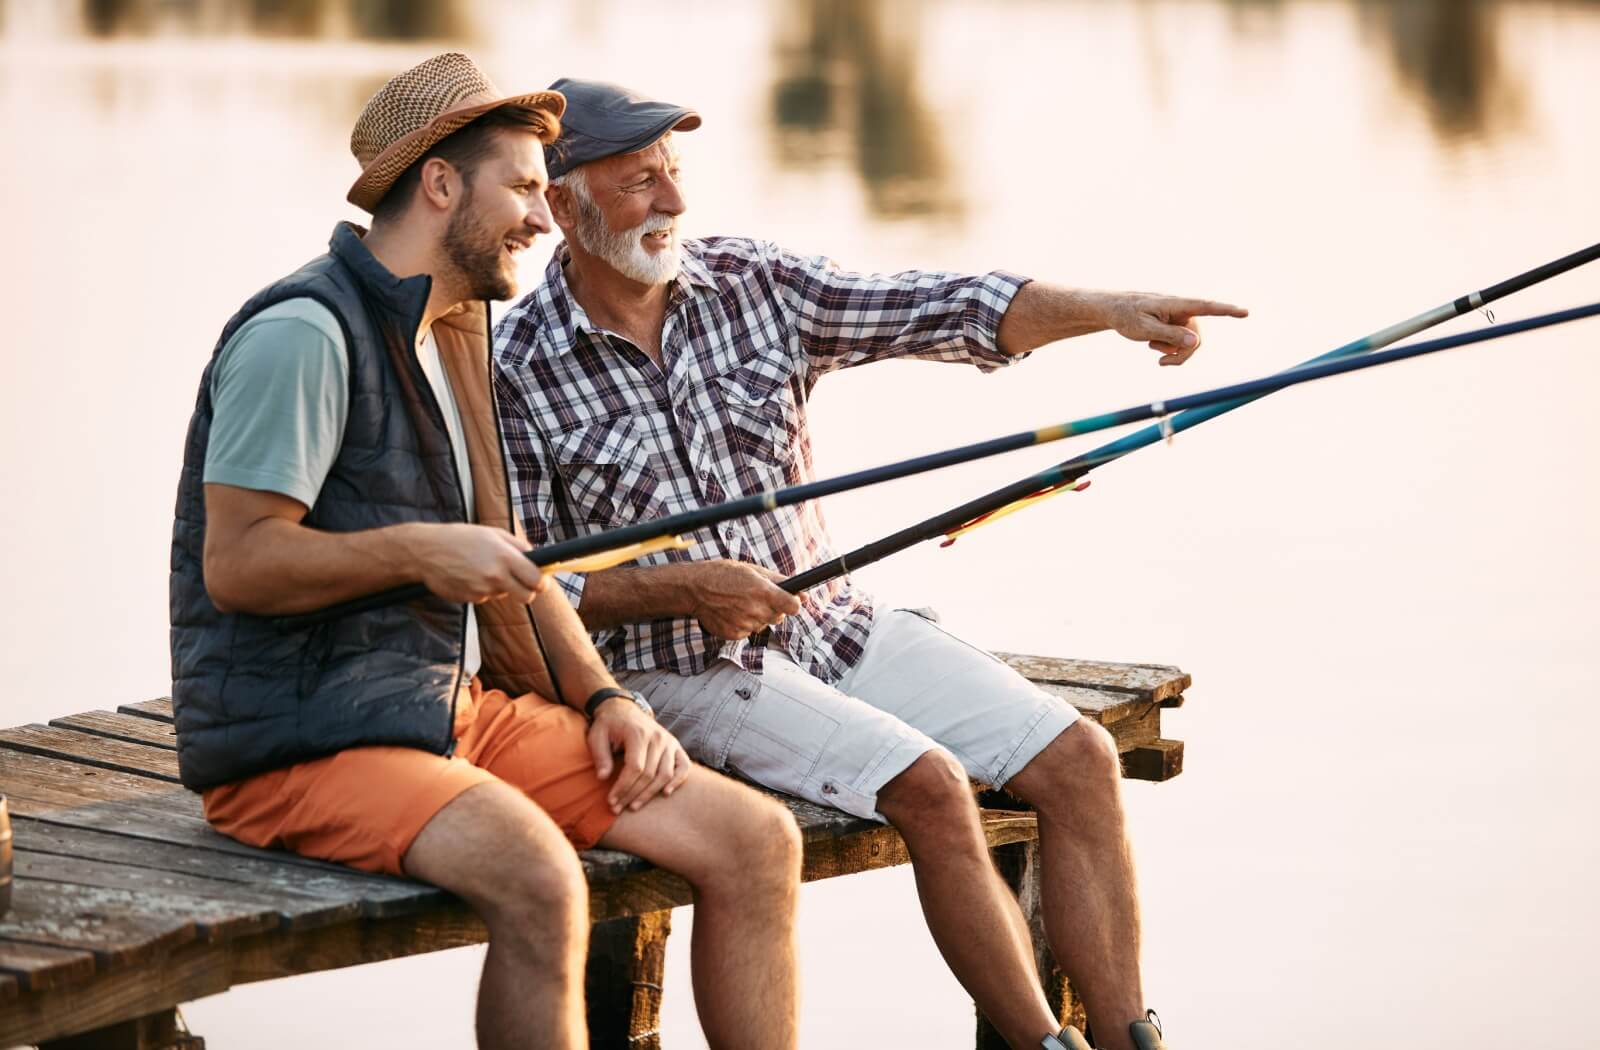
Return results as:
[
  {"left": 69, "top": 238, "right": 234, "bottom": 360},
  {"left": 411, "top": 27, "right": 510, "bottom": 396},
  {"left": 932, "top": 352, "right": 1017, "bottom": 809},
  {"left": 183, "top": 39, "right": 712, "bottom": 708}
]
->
[{"left": 544, "top": 77, "right": 701, "bottom": 180}]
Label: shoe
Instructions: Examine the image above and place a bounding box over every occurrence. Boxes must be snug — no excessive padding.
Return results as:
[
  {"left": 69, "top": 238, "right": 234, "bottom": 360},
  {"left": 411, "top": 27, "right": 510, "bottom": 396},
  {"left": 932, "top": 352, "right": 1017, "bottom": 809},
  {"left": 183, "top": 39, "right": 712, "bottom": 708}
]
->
[
  {"left": 1129, "top": 1010, "right": 1167, "bottom": 1050},
  {"left": 1042, "top": 1027, "right": 1093, "bottom": 1050}
]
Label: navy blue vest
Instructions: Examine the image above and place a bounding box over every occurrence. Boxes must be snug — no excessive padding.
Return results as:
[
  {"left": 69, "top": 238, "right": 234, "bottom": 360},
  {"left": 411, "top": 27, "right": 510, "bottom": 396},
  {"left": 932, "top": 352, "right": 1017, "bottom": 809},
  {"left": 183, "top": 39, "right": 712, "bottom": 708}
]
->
[{"left": 170, "top": 224, "right": 474, "bottom": 790}]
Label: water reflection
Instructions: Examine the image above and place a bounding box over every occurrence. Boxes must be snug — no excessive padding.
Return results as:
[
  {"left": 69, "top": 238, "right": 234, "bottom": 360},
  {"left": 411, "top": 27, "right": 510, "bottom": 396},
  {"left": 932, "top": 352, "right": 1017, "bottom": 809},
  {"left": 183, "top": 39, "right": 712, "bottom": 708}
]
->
[
  {"left": 2, "top": 0, "right": 1582, "bottom": 201},
  {"left": 1215, "top": 0, "right": 1540, "bottom": 140},
  {"left": 1355, "top": 0, "right": 1520, "bottom": 139},
  {"left": 78, "top": 0, "right": 467, "bottom": 39},
  {"left": 769, "top": 0, "right": 961, "bottom": 221}
]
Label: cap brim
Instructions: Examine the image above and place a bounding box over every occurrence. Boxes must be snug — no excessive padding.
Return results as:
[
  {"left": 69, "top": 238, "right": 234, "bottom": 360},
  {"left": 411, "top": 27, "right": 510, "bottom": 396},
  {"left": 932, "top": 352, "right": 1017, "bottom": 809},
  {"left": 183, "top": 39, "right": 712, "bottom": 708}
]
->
[{"left": 347, "top": 89, "right": 567, "bottom": 213}]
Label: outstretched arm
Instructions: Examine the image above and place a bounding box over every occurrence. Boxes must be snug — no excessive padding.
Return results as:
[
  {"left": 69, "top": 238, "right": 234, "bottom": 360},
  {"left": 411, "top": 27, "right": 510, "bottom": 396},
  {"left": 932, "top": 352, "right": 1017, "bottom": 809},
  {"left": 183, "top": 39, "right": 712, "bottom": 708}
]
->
[{"left": 996, "top": 283, "right": 1248, "bottom": 364}]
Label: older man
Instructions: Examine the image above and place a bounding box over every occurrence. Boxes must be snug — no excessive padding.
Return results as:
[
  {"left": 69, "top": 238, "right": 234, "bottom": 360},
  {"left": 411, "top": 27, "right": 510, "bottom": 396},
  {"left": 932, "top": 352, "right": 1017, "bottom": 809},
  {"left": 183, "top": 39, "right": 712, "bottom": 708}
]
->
[
  {"left": 172, "top": 57, "right": 800, "bottom": 1050},
  {"left": 494, "top": 78, "right": 1245, "bottom": 1050}
]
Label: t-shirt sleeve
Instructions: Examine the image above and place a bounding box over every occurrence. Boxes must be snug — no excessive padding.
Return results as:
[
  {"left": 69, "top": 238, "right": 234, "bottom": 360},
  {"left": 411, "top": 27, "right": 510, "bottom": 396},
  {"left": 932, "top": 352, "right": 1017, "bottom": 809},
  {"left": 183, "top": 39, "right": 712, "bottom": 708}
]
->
[{"left": 203, "top": 298, "right": 349, "bottom": 510}]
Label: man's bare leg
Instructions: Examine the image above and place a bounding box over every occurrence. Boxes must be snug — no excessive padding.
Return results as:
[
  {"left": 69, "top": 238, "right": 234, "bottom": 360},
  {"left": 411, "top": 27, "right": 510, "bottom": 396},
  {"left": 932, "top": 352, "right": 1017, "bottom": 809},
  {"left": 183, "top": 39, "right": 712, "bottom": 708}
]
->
[
  {"left": 877, "top": 750, "right": 1060, "bottom": 1049},
  {"left": 1006, "top": 721, "right": 1145, "bottom": 1050},
  {"left": 598, "top": 766, "right": 801, "bottom": 1050},
  {"left": 403, "top": 780, "right": 590, "bottom": 1050}
]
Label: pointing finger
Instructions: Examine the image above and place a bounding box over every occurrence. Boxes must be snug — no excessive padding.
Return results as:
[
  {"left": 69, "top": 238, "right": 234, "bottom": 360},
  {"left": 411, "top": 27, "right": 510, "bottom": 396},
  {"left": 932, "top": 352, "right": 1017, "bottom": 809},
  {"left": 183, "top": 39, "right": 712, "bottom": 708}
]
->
[{"left": 1172, "top": 299, "right": 1248, "bottom": 319}]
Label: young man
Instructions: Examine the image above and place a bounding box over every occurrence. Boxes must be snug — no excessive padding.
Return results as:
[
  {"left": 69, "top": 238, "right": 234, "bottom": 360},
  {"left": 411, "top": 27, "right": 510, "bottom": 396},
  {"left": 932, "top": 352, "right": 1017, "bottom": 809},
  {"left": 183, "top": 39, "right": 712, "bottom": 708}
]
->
[
  {"left": 494, "top": 79, "right": 1249, "bottom": 1050},
  {"left": 170, "top": 55, "right": 800, "bottom": 1050}
]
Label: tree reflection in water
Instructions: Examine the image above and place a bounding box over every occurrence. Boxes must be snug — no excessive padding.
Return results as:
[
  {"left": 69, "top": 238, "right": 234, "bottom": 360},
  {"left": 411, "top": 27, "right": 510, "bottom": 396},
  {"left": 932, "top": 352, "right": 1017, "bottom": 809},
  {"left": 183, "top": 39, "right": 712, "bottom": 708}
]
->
[{"left": 769, "top": 0, "right": 962, "bottom": 222}]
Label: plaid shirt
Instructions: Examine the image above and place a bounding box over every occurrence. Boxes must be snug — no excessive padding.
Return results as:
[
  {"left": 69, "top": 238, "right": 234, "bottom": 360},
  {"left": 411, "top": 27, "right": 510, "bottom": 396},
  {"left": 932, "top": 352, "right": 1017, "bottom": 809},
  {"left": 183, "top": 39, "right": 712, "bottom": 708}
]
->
[{"left": 492, "top": 236, "right": 1028, "bottom": 682}]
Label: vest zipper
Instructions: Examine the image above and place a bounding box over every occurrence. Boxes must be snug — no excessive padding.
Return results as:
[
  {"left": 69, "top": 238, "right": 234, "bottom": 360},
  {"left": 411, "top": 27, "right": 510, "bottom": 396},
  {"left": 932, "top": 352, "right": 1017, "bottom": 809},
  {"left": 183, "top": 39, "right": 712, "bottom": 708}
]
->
[{"left": 401, "top": 310, "right": 469, "bottom": 758}]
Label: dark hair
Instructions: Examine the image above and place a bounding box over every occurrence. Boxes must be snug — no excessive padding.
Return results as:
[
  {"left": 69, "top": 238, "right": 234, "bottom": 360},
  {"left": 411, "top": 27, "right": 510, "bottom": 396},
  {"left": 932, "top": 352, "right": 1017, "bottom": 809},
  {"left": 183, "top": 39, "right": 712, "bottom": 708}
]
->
[{"left": 372, "top": 105, "right": 558, "bottom": 224}]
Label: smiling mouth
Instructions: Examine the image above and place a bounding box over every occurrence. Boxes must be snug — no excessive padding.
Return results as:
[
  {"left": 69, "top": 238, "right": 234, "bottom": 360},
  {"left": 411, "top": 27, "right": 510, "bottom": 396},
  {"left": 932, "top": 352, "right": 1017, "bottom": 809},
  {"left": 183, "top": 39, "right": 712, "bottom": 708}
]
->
[
  {"left": 503, "top": 237, "right": 531, "bottom": 256},
  {"left": 642, "top": 229, "right": 673, "bottom": 249}
]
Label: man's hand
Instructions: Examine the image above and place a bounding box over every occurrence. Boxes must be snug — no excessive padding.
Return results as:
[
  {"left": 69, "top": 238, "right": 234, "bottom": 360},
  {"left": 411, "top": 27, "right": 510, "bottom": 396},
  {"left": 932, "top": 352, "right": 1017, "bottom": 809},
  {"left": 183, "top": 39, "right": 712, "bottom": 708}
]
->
[
  {"left": 682, "top": 560, "right": 802, "bottom": 640},
  {"left": 1101, "top": 293, "right": 1250, "bottom": 366},
  {"left": 411, "top": 523, "right": 547, "bottom": 605},
  {"left": 587, "top": 698, "right": 691, "bottom": 813}
]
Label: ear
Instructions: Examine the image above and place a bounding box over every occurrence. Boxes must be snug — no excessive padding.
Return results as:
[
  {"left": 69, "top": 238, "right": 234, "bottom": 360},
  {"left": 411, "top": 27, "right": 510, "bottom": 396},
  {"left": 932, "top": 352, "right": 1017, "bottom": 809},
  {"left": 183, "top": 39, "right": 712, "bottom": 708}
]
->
[
  {"left": 416, "top": 156, "right": 461, "bottom": 212},
  {"left": 545, "top": 182, "right": 578, "bottom": 229}
]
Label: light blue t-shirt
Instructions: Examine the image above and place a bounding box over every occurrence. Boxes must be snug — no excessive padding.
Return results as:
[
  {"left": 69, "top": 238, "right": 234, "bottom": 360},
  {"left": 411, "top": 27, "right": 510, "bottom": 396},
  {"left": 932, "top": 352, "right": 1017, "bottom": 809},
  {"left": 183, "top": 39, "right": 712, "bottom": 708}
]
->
[
  {"left": 205, "top": 298, "right": 348, "bottom": 509},
  {"left": 204, "top": 298, "right": 480, "bottom": 674}
]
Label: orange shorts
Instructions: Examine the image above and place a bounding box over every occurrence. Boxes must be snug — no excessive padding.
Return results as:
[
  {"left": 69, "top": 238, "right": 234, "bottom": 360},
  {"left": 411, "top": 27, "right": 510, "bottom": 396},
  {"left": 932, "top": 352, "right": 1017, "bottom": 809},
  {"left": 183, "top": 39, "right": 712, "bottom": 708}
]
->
[{"left": 201, "top": 679, "right": 618, "bottom": 876}]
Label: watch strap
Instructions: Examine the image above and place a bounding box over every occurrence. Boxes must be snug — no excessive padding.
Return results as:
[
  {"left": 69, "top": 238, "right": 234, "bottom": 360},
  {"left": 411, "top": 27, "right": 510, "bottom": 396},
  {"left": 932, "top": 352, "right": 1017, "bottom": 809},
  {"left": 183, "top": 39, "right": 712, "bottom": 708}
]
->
[{"left": 584, "top": 686, "right": 635, "bottom": 721}]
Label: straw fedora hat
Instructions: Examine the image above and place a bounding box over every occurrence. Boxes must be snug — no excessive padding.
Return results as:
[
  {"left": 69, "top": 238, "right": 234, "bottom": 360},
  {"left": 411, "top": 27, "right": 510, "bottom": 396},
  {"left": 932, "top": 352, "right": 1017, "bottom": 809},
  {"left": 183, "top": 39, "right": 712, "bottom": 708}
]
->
[{"left": 348, "top": 52, "right": 566, "bottom": 213}]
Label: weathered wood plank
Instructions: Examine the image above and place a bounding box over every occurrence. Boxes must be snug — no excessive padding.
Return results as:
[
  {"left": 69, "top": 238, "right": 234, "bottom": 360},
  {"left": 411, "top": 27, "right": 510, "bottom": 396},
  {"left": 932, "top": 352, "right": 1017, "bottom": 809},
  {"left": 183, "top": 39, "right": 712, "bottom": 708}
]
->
[
  {"left": 32, "top": 798, "right": 444, "bottom": 917},
  {"left": 0, "top": 902, "right": 486, "bottom": 1047},
  {"left": 585, "top": 912, "right": 671, "bottom": 1050},
  {"left": 49, "top": 713, "right": 179, "bottom": 752},
  {"left": 10, "top": 876, "right": 277, "bottom": 947},
  {"left": 0, "top": 727, "right": 181, "bottom": 783},
  {"left": 1122, "top": 739, "right": 1184, "bottom": 782},
  {"left": 12, "top": 819, "right": 371, "bottom": 920},
  {"left": 0, "top": 937, "right": 98, "bottom": 992},
  {"left": 997, "top": 654, "right": 1191, "bottom": 704},
  {"left": 14, "top": 851, "right": 351, "bottom": 933},
  {"left": 0, "top": 881, "right": 200, "bottom": 969},
  {"left": 0, "top": 970, "right": 15, "bottom": 1002},
  {"left": 0, "top": 751, "right": 173, "bottom": 817},
  {"left": 115, "top": 700, "right": 174, "bottom": 725}
]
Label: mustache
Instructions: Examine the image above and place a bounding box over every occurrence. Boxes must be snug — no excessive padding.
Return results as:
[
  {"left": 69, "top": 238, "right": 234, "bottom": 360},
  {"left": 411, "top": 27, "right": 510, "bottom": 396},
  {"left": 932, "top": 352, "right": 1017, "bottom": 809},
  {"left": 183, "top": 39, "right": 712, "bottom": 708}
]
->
[{"left": 639, "top": 212, "right": 676, "bottom": 235}]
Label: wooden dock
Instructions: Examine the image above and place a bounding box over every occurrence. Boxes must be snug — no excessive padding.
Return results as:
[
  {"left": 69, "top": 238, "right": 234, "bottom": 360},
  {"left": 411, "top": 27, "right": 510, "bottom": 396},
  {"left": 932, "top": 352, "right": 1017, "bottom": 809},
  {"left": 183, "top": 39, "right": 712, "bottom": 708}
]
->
[{"left": 0, "top": 653, "right": 1188, "bottom": 1049}]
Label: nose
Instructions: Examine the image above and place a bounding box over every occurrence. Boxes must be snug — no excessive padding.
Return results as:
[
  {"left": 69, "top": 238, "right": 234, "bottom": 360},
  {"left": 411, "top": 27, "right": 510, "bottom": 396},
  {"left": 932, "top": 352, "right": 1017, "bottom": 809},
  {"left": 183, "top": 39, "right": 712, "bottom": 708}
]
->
[
  {"left": 524, "top": 190, "right": 555, "bottom": 236},
  {"left": 654, "top": 173, "right": 686, "bottom": 218}
]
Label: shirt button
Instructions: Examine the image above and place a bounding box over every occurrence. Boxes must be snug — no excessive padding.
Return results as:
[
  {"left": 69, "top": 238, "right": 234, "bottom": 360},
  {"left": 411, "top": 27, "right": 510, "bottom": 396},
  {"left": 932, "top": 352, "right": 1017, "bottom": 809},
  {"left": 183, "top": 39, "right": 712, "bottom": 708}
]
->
[
  {"left": 735, "top": 686, "right": 753, "bottom": 700},
  {"left": 821, "top": 782, "right": 838, "bottom": 796},
  {"left": 699, "top": 468, "right": 712, "bottom": 481}
]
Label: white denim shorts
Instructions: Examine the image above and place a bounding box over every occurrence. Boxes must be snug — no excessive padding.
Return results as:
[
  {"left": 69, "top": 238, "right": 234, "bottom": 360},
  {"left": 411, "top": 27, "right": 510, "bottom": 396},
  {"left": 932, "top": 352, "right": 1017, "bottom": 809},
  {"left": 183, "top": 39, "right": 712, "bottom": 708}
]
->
[{"left": 617, "top": 608, "right": 1079, "bottom": 821}]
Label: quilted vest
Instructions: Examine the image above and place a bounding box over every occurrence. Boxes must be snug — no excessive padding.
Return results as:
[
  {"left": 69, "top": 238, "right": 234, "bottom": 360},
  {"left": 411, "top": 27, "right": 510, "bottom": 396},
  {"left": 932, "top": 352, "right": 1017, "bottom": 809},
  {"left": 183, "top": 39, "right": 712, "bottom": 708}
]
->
[{"left": 170, "top": 223, "right": 553, "bottom": 790}]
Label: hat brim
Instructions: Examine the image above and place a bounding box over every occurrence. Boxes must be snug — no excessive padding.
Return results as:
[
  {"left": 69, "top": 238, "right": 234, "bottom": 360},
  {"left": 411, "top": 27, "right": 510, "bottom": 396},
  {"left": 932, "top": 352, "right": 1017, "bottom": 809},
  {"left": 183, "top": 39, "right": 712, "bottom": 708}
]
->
[{"left": 347, "top": 89, "right": 567, "bottom": 213}]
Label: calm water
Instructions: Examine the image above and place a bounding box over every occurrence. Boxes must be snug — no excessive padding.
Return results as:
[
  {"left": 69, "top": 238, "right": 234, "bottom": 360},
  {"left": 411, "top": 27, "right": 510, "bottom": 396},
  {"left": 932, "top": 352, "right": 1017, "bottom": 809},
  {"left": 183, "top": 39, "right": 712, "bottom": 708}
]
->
[{"left": 3, "top": 2, "right": 1599, "bottom": 1047}]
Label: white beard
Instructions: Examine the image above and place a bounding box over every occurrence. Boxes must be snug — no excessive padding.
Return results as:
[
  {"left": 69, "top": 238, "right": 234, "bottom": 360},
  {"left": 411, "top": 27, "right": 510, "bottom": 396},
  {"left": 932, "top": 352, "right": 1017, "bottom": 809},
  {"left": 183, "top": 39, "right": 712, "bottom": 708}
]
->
[{"left": 569, "top": 185, "right": 682, "bottom": 285}]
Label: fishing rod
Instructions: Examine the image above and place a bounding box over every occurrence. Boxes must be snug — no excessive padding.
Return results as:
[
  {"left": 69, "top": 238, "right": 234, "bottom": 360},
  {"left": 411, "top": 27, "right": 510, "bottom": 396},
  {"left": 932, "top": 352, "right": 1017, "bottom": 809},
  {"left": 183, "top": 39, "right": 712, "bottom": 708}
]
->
[
  {"left": 280, "top": 300, "right": 1600, "bottom": 630},
  {"left": 779, "top": 240, "right": 1600, "bottom": 594}
]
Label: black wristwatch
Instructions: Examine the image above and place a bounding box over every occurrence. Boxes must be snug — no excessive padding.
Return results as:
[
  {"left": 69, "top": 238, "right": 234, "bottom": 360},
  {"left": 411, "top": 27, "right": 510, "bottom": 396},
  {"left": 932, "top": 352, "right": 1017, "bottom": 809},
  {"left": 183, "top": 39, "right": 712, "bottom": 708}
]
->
[{"left": 584, "top": 686, "right": 654, "bottom": 721}]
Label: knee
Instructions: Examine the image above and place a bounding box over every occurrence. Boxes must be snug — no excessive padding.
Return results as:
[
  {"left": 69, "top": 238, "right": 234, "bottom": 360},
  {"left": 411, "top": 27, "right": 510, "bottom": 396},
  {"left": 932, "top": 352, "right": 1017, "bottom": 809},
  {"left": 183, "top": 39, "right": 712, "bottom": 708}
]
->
[
  {"left": 697, "top": 793, "right": 801, "bottom": 898},
  {"left": 737, "top": 797, "right": 804, "bottom": 887},
  {"left": 878, "top": 749, "right": 976, "bottom": 833},
  {"left": 1015, "top": 721, "right": 1123, "bottom": 816},
  {"left": 481, "top": 833, "right": 589, "bottom": 935}
]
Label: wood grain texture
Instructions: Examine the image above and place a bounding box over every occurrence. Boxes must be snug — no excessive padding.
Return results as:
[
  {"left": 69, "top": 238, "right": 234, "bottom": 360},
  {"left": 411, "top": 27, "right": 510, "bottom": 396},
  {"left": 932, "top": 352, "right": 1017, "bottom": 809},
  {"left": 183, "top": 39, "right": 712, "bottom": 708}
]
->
[
  {"left": 0, "top": 903, "right": 486, "bottom": 1047},
  {"left": 48, "top": 713, "right": 180, "bottom": 752},
  {"left": 1121, "top": 739, "right": 1184, "bottom": 782},
  {"left": 0, "top": 937, "right": 97, "bottom": 992},
  {"left": 32, "top": 800, "right": 442, "bottom": 918},
  {"left": 0, "top": 881, "right": 200, "bottom": 969},
  {"left": 585, "top": 912, "right": 671, "bottom": 1050},
  {"left": 0, "top": 751, "right": 173, "bottom": 817},
  {"left": 0, "top": 727, "right": 181, "bottom": 783},
  {"left": 996, "top": 653, "right": 1191, "bottom": 703},
  {"left": 12, "top": 819, "right": 370, "bottom": 919},
  {"left": 114, "top": 701, "right": 174, "bottom": 726},
  {"left": 14, "top": 851, "right": 352, "bottom": 933}
]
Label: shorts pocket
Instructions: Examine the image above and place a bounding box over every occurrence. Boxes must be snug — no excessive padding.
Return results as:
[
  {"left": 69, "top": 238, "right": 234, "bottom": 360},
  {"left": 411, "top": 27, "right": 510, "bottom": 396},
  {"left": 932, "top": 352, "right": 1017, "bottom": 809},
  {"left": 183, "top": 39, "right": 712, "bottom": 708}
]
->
[{"left": 720, "top": 687, "right": 842, "bottom": 790}]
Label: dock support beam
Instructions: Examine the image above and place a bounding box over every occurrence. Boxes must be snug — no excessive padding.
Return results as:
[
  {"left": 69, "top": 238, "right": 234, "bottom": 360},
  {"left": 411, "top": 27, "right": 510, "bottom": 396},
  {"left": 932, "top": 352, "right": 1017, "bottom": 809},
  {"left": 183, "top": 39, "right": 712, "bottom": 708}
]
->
[
  {"left": 39, "top": 1009, "right": 204, "bottom": 1050},
  {"left": 585, "top": 909, "right": 673, "bottom": 1049},
  {"left": 976, "top": 836, "right": 1086, "bottom": 1049}
]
